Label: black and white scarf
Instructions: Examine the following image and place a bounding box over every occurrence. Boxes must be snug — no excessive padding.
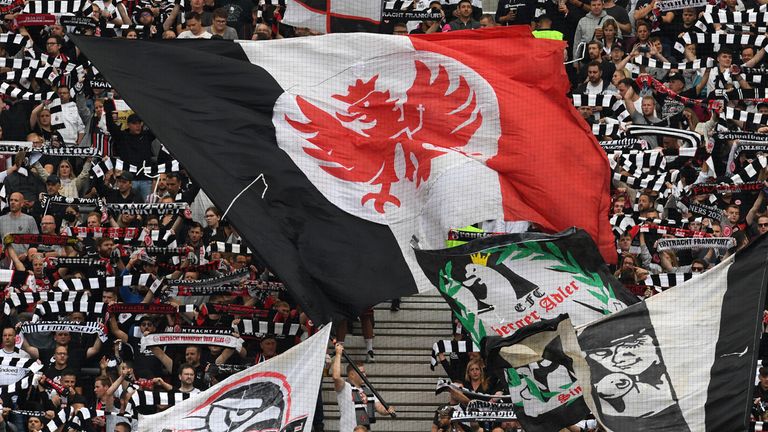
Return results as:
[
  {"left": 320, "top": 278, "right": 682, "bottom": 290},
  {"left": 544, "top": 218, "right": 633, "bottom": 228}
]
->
[
  {"left": 731, "top": 155, "right": 768, "bottom": 184},
  {"left": 207, "top": 241, "right": 252, "bottom": 255},
  {"left": 642, "top": 272, "right": 695, "bottom": 288},
  {"left": 31, "top": 301, "right": 105, "bottom": 322},
  {"left": 435, "top": 378, "right": 514, "bottom": 401},
  {"left": 724, "top": 107, "right": 768, "bottom": 127},
  {"left": 600, "top": 138, "right": 648, "bottom": 151},
  {"left": 54, "top": 273, "right": 162, "bottom": 292},
  {"left": 613, "top": 170, "right": 679, "bottom": 192},
  {"left": 4, "top": 291, "right": 88, "bottom": 314},
  {"left": 452, "top": 400, "right": 518, "bottom": 422},
  {"left": 126, "top": 391, "right": 191, "bottom": 416},
  {"left": 656, "top": 237, "right": 736, "bottom": 251},
  {"left": 715, "top": 132, "right": 768, "bottom": 142},
  {"left": 615, "top": 151, "right": 667, "bottom": 175},
  {"left": 0, "top": 82, "right": 54, "bottom": 102},
  {"left": 675, "top": 32, "right": 768, "bottom": 54},
  {"left": 572, "top": 94, "right": 630, "bottom": 122},
  {"left": 632, "top": 55, "right": 714, "bottom": 70},
  {"left": 625, "top": 124, "right": 703, "bottom": 148},
  {"left": 0, "top": 373, "right": 34, "bottom": 396},
  {"left": 429, "top": 340, "right": 479, "bottom": 369},
  {"left": 21, "top": 320, "right": 104, "bottom": 336},
  {"left": 106, "top": 202, "right": 190, "bottom": 216},
  {"left": 140, "top": 332, "right": 243, "bottom": 351},
  {"left": 0, "top": 34, "right": 28, "bottom": 48},
  {"left": 234, "top": 320, "right": 301, "bottom": 338},
  {"left": 592, "top": 123, "right": 624, "bottom": 137}
]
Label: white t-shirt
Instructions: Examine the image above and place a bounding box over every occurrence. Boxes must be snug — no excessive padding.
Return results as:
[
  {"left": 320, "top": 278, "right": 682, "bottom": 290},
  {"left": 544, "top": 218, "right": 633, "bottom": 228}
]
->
[
  {"left": 177, "top": 30, "right": 212, "bottom": 39},
  {"left": 336, "top": 382, "right": 358, "bottom": 431}
]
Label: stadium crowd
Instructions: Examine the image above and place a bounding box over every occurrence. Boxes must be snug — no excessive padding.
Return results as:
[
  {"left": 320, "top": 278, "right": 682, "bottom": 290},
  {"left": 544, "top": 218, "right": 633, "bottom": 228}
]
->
[{"left": 0, "top": 0, "right": 766, "bottom": 430}]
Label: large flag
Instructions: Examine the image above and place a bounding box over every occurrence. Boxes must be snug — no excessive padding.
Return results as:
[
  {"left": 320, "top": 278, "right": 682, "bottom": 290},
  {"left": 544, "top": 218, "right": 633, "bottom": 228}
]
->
[
  {"left": 73, "top": 27, "right": 613, "bottom": 323},
  {"left": 415, "top": 229, "right": 638, "bottom": 431},
  {"left": 137, "top": 324, "right": 330, "bottom": 432},
  {"left": 280, "top": 0, "right": 381, "bottom": 33},
  {"left": 484, "top": 234, "right": 768, "bottom": 432}
]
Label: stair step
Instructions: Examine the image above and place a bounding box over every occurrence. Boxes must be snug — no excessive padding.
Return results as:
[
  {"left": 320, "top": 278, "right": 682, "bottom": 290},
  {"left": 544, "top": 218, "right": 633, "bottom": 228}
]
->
[{"left": 320, "top": 293, "right": 453, "bottom": 431}]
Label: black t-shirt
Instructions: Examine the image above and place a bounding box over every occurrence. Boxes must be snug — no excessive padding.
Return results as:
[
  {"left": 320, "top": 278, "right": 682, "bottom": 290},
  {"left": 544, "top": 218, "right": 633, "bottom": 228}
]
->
[
  {"left": 214, "top": 0, "right": 253, "bottom": 38},
  {"left": 40, "top": 346, "right": 85, "bottom": 373},
  {"left": 495, "top": 0, "right": 535, "bottom": 25},
  {"left": 128, "top": 335, "right": 165, "bottom": 378}
]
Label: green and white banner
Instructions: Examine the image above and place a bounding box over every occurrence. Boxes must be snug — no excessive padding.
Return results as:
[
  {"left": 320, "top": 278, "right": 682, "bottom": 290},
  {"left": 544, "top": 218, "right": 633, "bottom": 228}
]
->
[{"left": 414, "top": 228, "right": 638, "bottom": 432}]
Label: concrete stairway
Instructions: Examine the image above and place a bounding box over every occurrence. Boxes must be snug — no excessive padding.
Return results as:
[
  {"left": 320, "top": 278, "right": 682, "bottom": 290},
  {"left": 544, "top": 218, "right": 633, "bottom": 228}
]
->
[{"left": 320, "top": 290, "right": 455, "bottom": 432}]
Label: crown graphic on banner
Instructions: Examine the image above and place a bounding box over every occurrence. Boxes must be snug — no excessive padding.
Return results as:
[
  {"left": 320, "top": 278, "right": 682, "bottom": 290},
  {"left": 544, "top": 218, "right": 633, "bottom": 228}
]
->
[{"left": 469, "top": 252, "right": 490, "bottom": 266}]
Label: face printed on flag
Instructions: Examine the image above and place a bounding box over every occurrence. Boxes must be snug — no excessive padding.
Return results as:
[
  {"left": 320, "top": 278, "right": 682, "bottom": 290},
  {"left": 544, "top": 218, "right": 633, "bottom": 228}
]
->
[
  {"left": 278, "top": 54, "right": 500, "bottom": 223},
  {"left": 136, "top": 325, "right": 330, "bottom": 432},
  {"left": 167, "top": 377, "right": 289, "bottom": 432},
  {"left": 578, "top": 302, "right": 688, "bottom": 429}
]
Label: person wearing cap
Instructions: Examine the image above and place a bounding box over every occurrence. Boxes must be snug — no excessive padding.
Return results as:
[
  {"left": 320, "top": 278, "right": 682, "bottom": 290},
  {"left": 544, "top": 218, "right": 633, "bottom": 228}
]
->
[
  {"left": 654, "top": 72, "right": 706, "bottom": 119},
  {"left": 101, "top": 170, "right": 142, "bottom": 205},
  {"left": 104, "top": 102, "right": 156, "bottom": 201}
]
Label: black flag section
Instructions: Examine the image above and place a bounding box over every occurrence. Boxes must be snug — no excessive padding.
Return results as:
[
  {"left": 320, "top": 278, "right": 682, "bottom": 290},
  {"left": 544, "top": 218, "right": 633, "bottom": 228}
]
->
[{"left": 72, "top": 36, "right": 417, "bottom": 323}]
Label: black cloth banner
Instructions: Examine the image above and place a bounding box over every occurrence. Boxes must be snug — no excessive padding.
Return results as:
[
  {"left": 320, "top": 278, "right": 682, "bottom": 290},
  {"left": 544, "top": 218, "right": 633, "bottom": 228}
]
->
[
  {"left": 21, "top": 320, "right": 103, "bottom": 335},
  {"left": 689, "top": 182, "right": 764, "bottom": 195},
  {"left": 715, "top": 132, "right": 768, "bottom": 142},
  {"left": 688, "top": 202, "right": 725, "bottom": 220},
  {"left": 164, "top": 268, "right": 248, "bottom": 288},
  {"left": 453, "top": 400, "right": 518, "bottom": 421}
]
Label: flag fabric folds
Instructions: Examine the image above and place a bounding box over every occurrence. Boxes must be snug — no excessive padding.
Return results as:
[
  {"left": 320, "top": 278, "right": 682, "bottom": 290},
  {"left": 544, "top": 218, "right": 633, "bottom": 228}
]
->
[
  {"left": 281, "top": 0, "right": 381, "bottom": 33},
  {"left": 137, "top": 324, "right": 330, "bottom": 432},
  {"left": 73, "top": 27, "right": 613, "bottom": 323},
  {"left": 415, "top": 228, "right": 637, "bottom": 431},
  {"left": 484, "top": 234, "right": 768, "bottom": 432}
]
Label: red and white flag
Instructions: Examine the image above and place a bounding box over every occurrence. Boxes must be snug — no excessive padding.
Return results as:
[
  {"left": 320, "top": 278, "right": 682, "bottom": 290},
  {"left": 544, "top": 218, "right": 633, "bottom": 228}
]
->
[{"left": 74, "top": 27, "right": 614, "bottom": 322}]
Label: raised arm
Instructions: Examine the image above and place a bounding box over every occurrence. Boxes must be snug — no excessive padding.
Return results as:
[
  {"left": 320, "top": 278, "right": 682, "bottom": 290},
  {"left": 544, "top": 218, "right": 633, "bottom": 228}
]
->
[{"left": 332, "top": 343, "right": 346, "bottom": 393}]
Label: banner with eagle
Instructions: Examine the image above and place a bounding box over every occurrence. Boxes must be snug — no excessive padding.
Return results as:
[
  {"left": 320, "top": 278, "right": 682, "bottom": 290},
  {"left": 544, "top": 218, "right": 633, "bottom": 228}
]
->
[
  {"left": 72, "top": 27, "right": 614, "bottom": 323},
  {"left": 414, "top": 229, "right": 638, "bottom": 431},
  {"left": 137, "top": 324, "right": 330, "bottom": 432}
]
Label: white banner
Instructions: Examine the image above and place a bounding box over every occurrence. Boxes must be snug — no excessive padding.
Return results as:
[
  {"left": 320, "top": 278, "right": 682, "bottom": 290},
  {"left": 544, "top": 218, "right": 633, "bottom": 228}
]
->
[{"left": 137, "top": 324, "right": 330, "bottom": 432}]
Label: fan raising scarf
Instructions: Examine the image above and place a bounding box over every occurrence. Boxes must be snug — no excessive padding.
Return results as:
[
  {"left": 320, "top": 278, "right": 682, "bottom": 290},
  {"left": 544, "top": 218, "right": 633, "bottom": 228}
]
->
[{"left": 656, "top": 236, "right": 736, "bottom": 251}]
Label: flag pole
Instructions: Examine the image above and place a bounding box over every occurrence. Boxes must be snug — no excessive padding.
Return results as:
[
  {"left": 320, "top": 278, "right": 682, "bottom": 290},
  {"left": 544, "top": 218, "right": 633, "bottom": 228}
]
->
[{"left": 341, "top": 349, "right": 397, "bottom": 418}]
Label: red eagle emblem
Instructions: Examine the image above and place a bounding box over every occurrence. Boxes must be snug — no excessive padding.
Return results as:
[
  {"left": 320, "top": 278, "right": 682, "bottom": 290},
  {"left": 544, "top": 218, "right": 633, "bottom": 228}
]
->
[{"left": 285, "top": 60, "right": 483, "bottom": 214}]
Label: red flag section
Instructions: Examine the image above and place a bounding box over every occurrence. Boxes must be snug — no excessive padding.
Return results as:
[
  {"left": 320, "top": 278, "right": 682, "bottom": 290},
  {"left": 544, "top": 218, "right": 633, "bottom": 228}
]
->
[{"left": 410, "top": 27, "right": 615, "bottom": 263}]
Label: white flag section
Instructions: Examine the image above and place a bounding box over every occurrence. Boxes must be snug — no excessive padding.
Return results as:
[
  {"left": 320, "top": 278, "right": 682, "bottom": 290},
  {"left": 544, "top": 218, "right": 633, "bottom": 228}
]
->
[{"left": 138, "top": 325, "right": 330, "bottom": 432}]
